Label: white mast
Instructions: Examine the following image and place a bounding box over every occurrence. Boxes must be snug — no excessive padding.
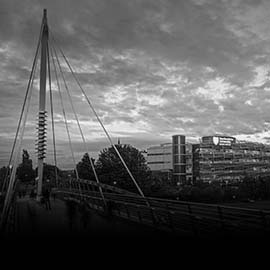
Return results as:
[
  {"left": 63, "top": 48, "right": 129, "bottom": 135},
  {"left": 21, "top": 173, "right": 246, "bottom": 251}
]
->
[{"left": 36, "top": 9, "right": 48, "bottom": 201}]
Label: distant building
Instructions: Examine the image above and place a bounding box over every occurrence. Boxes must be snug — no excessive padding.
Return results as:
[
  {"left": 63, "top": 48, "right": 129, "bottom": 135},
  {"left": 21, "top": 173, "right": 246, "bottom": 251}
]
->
[
  {"left": 172, "top": 135, "right": 196, "bottom": 184},
  {"left": 195, "top": 135, "right": 270, "bottom": 183},
  {"left": 147, "top": 134, "right": 270, "bottom": 185},
  {"left": 147, "top": 143, "right": 172, "bottom": 171}
]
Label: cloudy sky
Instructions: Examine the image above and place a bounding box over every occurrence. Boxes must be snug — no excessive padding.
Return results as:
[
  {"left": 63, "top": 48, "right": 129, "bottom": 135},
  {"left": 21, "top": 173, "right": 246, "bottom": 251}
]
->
[{"left": 1, "top": 0, "right": 270, "bottom": 168}]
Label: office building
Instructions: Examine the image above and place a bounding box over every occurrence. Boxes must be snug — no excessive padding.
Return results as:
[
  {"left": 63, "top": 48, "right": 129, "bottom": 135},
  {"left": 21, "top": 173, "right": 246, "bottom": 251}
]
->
[
  {"left": 196, "top": 135, "right": 270, "bottom": 182},
  {"left": 147, "top": 134, "right": 270, "bottom": 184},
  {"left": 147, "top": 143, "right": 172, "bottom": 172}
]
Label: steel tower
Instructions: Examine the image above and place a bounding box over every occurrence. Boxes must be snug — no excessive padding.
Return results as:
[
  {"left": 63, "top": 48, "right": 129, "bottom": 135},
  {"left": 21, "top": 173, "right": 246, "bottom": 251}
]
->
[{"left": 36, "top": 9, "right": 48, "bottom": 201}]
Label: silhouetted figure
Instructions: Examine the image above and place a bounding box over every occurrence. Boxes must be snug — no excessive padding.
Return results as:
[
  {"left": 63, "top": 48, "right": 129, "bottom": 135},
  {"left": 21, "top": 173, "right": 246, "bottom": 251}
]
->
[
  {"left": 105, "top": 200, "right": 115, "bottom": 220},
  {"left": 30, "top": 189, "right": 36, "bottom": 199},
  {"left": 79, "top": 201, "right": 89, "bottom": 230},
  {"left": 43, "top": 188, "right": 51, "bottom": 210},
  {"left": 66, "top": 200, "right": 77, "bottom": 231},
  {"left": 52, "top": 191, "right": 56, "bottom": 201}
]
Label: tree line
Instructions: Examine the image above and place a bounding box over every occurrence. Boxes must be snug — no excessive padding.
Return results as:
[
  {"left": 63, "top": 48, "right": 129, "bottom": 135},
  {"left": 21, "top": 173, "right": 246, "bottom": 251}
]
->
[
  {"left": 177, "top": 176, "right": 270, "bottom": 204},
  {"left": 2, "top": 144, "right": 270, "bottom": 204},
  {"left": 0, "top": 144, "right": 160, "bottom": 196}
]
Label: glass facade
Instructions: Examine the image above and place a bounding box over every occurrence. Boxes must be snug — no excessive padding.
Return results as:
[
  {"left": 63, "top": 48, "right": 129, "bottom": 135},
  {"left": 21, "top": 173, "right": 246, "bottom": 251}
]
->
[
  {"left": 147, "top": 134, "right": 270, "bottom": 185},
  {"left": 147, "top": 143, "right": 173, "bottom": 171},
  {"left": 194, "top": 136, "right": 270, "bottom": 182},
  {"left": 172, "top": 135, "right": 187, "bottom": 184}
]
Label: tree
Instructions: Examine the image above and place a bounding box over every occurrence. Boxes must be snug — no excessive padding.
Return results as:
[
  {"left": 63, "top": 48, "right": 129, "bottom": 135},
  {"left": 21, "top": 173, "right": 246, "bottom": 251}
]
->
[
  {"left": 76, "top": 153, "right": 96, "bottom": 180},
  {"left": 95, "top": 144, "right": 154, "bottom": 194},
  {"left": 0, "top": 166, "right": 9, "bottom": 190},
  {"left": 44, "top": 163, "right": 61, "bottom": 187},
  {"left": 34, "top": 163, "right": 61, "bottom": 187},
  {"left": 16, "top": 150, "right": 35, "bottom": 183},
  {"left": 150, "top": 181, "right": 179, "bottom": 199},
  {"left": 201, "top": 185, "right": 224, "bottom": 203}
]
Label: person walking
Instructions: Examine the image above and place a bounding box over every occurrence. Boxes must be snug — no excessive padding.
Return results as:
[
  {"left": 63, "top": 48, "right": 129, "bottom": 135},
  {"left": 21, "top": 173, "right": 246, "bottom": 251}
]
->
[
  {"left": 52, "top": 190, "right": 56, "bottom": 201},
  {"left": 30, "top": 189, "right": 36, "bottom": 199},
  {"left": 66, "top": 200, "right": 76, "bottom": 231},
  {"left": 43, "top": 188, "right": 51, "bottom": 210},
  {"left": 79, "top": 201, "right": 89, "bottom": 230}
]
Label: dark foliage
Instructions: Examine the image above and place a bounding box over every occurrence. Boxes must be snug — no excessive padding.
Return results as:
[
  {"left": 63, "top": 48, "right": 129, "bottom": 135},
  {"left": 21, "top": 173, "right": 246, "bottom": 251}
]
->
[
  {"left": 35, "top": 163, "right": 61, "bottom": 187},
  {"left": 0, "top": 166, "right": 9, "bottom": 190},
  {"left": 76, "top": 153, "right": 95, "bottom": 180},
  {"left": 95, "top": 144, "right": 155, "bottom": 195},
  {"left": 16, "top": 150, "right": 35, "bottom": 183},
  {"left": 176, "top": 176, "right": 270, "bottom": 204}
]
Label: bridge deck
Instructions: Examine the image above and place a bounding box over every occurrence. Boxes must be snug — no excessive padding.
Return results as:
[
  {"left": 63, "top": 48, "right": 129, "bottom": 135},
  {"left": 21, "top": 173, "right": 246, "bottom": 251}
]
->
[
  {"left": 3, "top": 181, "right": 270, "bottom": 238},
  {"left": 13, "top": 195, "right": 171, "bottom": 237}
]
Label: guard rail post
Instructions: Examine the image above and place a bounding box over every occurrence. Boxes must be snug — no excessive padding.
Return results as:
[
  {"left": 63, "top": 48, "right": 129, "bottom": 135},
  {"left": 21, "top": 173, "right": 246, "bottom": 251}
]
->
[
  {"left": 260, "top": 210, "right": 269, "bottom": 234},
  {"left": 217, "top": 206, "right": 226, "bottom": 235},
  {"left": 188, "top": 203, "right": 198, "bottom": 237}
]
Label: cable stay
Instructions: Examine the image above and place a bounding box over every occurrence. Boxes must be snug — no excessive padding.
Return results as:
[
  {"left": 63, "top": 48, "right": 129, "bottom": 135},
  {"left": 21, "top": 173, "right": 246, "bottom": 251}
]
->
[
  {"left": 1, "top": 26, "right": 43, "bottom": 194},
  {"left": 50, "top": 32, "right": 147, "bottom": 200},
  {"left": 1, "top": 43, "right": 39, "bottom": 226},
  {"left": 2, "top": 10, "right": 148, "bottom": 229},
  {"left": 49, "top": 43, "right": 81, "bottom": 195},
  {"left": 49, "top": 42, "right": 83, "bottom": 197},
  {"left": 49, "top": 41, "right": 106, "bottom": 204}
]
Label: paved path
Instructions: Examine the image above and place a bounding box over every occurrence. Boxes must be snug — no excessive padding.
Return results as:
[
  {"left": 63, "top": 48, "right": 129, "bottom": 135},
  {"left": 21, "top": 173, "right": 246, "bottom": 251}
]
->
[
  {"left": 15, "top": 196, "right": 170, "bottom": 237},
  {"left": 16, "top": 197, "right": 71, "bottom": 235}
]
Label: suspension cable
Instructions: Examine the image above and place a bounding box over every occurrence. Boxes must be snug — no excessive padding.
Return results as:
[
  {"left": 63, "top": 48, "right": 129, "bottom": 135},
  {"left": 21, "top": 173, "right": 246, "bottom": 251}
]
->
[
  {"left": 1, "top": 47, "right": 38, "bottom": 225},
  {"left": 50, "top": 41, "right": 106, "bottom": 204},
  {"left": 50, "top": 33, "right": 146, "bottom": 199},
  {"left": 1, "top": 26, "right": 43, "bottom": 194},
  {"left": 49, "top": 44, "right": 83, "bottom": 195},
  {"left": 47, "top": 42, "right": 58, "bottom": 188},
  {"left": 49, "top": 43, "right": 80, "bottom": 192}
]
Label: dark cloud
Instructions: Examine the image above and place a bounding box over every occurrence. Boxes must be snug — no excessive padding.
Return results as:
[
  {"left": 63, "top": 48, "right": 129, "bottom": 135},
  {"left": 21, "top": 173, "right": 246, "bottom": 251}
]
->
[{"left": 1, "top": 0, "right": 270, "bottom": 167}]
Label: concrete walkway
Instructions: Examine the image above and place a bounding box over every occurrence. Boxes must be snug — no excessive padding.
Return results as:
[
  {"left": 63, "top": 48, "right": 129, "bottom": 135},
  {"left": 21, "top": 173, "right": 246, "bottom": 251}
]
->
[{"left": 14, "top": 196, "right": 170, "bottom": 238}]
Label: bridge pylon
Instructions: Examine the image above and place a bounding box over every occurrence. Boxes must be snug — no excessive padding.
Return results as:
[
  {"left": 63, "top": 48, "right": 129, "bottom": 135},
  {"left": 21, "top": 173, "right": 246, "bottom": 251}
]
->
[{"left": 36, "top": 9, "right": 49, "bottom": 201}]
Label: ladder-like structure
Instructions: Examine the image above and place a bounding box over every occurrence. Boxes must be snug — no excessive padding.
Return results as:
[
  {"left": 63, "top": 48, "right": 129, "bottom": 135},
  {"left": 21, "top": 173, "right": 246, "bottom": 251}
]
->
[{"left": 36, "top": 9, "right": 48, "bottom": 201}]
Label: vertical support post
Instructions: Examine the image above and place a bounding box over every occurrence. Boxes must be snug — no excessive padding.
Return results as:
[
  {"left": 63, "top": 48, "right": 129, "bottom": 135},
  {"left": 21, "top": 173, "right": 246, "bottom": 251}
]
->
[
  {"left": 260, "top": 210, "right": 268, "bottom": 233},
  {"left": 166, "top": 204, "right": 175, "bottom": 233},
  {"left": 150, "top": 207, "right": 157, "bottom": 226},
  {"left": 187, "top": 203, "right": 198, "bottom": 237},
  {"left": 125, "top": 203, "right": 130, "bottom": 218},
  {"left": 137, "top": 206, "right": 142, "bottom": 223},
  {"left": 217, "top": 206, "right": 226, "bottom": 234},
  {"left": 37, "top": 9, "right": 48, "bottom": 201}
]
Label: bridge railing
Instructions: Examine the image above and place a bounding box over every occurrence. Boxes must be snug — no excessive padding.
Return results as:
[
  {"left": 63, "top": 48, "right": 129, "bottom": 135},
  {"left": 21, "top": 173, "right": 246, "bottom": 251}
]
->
[
  {"left": 0, "top": 181, "right": 19, "bottom": 234},
  {"left": 57, "top": 183, "right": 270, "bottom": 236},
  {"left": 59, "top": 178, "right": 139, "bottom": 196}
]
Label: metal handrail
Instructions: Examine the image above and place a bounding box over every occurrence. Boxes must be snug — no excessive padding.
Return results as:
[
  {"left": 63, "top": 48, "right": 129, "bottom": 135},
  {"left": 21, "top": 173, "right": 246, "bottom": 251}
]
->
[{"left": 57, "top": 186, "right": 270, "bottom": 236}]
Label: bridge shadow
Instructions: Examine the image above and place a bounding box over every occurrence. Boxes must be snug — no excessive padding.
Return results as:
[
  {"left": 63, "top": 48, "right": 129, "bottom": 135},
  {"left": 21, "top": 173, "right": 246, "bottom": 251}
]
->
[
  {"left": 9, "top": 195, "right": 175, "bottom": 239},
  {"left": 2, "top": 195, "right": 270, "bottom": 262},
  {"left": 2, "top": 193, "right": 270, "bottom": 245}
]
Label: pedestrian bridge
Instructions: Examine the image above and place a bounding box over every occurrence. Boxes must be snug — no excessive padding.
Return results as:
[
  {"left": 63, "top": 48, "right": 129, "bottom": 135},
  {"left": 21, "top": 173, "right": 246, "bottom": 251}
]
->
[
  {"left": 1, "top": 9, "right": 270, "bottom": 238},
  {"left": 11, "top": 195, "right": 167, "bottom": 237},
  {"left": 2, "top": 178, "right": 270, "bottom": 237}
]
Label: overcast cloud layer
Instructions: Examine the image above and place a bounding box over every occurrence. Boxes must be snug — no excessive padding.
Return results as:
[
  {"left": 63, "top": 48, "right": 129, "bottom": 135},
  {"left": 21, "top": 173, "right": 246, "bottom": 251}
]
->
[{"left": 1, "top": 0, "right": 270, "bottom": 168}]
